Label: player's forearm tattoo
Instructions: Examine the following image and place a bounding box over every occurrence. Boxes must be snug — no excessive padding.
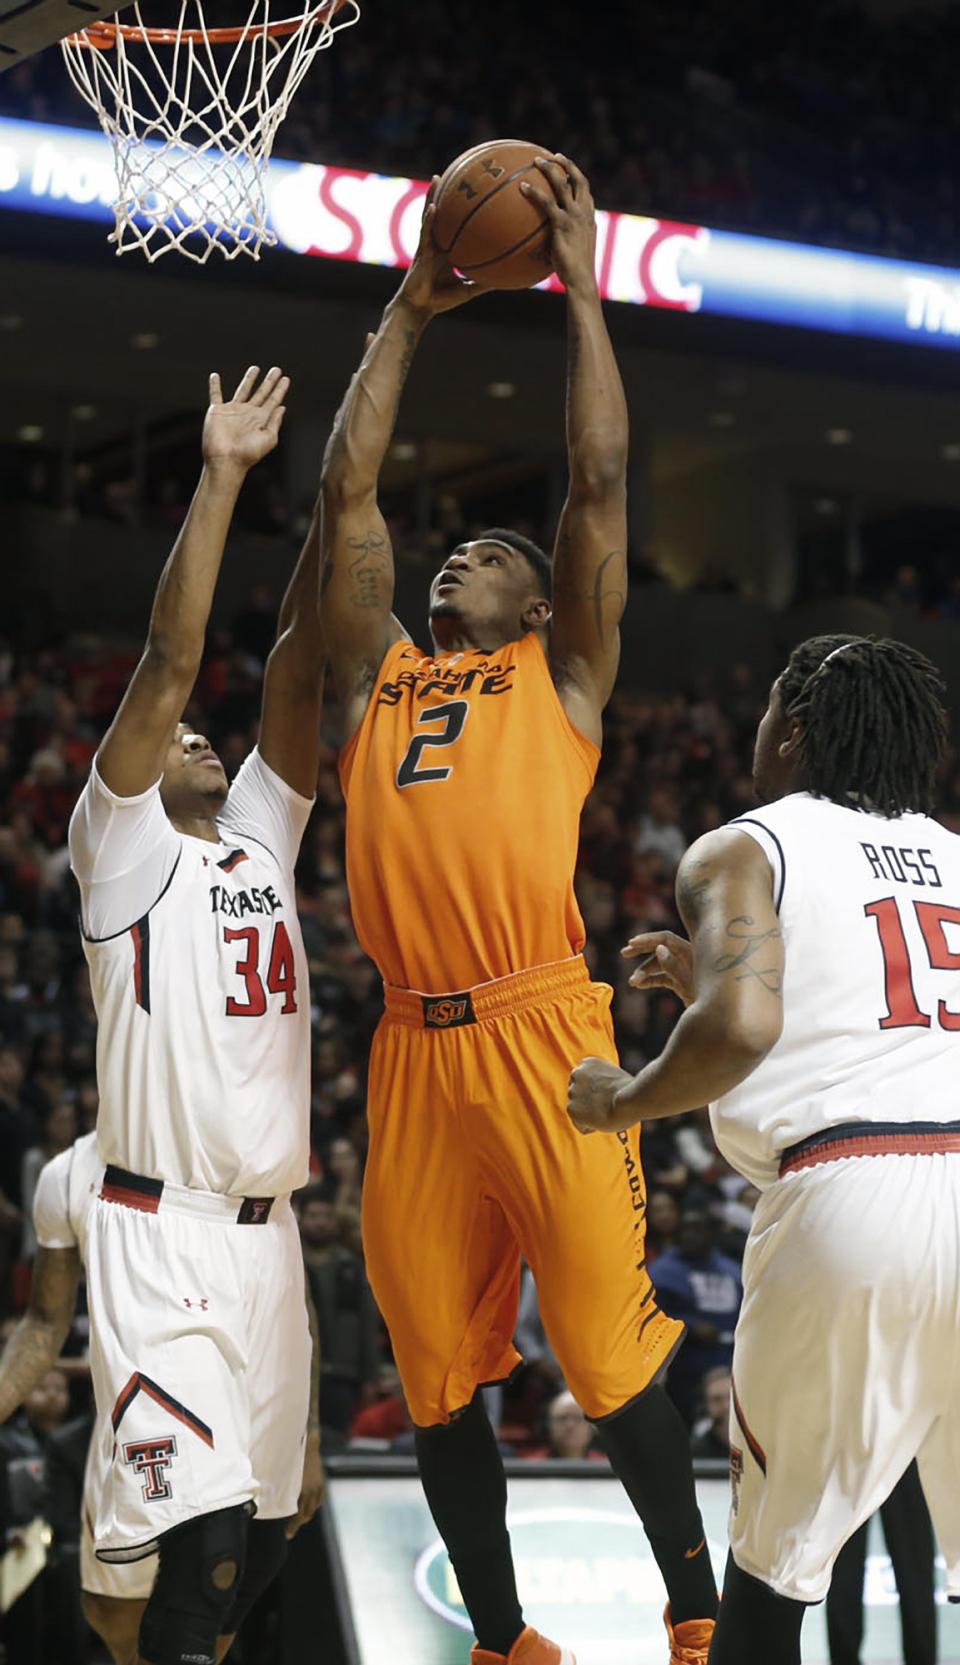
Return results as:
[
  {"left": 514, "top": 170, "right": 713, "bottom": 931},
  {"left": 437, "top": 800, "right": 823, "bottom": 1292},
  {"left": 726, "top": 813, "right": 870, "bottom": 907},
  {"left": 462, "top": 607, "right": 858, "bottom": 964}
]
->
[
  {"left": 677, "top": 858, "right": 712, "bottom": 920},
  {"left": 346, "top": 530, "right": 391, "bottom": 609},
  {"left": 391, "top": 328, "right": 418, "bottom": 428},
  {"left": 0, "top": 1321, "right": 63, "bottom": 1420},
  {"left": 714, "top": 915, "right": 783, "bottom": 993}
]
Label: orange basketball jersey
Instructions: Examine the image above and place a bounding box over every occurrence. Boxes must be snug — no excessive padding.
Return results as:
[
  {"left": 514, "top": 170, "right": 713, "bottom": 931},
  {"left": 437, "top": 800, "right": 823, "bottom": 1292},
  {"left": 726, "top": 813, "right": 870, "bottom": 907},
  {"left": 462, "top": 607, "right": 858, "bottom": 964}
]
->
[{"left": 339, "top": 633, "right": 599, "bottom": 992}]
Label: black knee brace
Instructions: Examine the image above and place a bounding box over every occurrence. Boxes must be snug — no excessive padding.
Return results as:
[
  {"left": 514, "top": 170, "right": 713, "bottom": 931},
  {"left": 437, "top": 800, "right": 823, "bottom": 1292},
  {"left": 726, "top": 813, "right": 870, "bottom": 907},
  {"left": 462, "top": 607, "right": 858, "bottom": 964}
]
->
[
  {"left": 221, "top": 1517, "right": 289, "bottom": 1636},
  {"left": 138, "top": 1503, "right": 249, "bottom": 1665}
]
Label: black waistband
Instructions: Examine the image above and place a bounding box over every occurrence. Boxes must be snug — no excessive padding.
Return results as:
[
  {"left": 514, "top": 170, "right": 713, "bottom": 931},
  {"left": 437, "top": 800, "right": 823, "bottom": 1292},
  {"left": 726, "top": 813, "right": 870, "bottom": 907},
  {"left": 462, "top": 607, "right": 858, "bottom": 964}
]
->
[{"left": 101, "top": 1164, "right": 275, "bottom": 1224}]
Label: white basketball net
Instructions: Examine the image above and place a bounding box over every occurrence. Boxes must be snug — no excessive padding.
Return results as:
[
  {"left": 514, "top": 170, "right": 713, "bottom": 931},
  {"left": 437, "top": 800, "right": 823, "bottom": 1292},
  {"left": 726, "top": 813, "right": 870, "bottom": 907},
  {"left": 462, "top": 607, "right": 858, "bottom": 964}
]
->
[{"left": 60, "top": 1, "right": 360, "bottom": 263}]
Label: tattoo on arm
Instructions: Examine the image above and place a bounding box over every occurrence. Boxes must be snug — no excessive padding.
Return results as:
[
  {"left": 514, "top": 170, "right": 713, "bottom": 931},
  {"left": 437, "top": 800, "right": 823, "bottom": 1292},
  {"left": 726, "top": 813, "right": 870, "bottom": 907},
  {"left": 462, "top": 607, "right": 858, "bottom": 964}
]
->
[
  {"left": 552, "top": 539, "right": 626, "bottom": 648},
  {"left": 392, "top": 329, "right": 418, "bottom": 428},
  {"left": 713, "top": 915, "right": 783, "bottom": 993},
  {"left": 591, "top": 548, "right": 626, "bottom": 645},
  {"left": 677, "top": 858, "right": 712, "bottom": 921},
  {"left": 346, "top": 530, "right": 391, "bottom": 609}
]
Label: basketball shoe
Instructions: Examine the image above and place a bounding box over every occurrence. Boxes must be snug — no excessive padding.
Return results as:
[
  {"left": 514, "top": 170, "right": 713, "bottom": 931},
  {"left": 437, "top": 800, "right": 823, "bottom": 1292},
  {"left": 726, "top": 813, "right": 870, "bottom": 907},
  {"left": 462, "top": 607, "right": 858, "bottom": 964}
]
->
[
  {"left": 664, "top": 1605, "right": 716, "bottom": 1664},
  {"left": 470, "top": 1628, "right": 576, "bottom": 1664}
]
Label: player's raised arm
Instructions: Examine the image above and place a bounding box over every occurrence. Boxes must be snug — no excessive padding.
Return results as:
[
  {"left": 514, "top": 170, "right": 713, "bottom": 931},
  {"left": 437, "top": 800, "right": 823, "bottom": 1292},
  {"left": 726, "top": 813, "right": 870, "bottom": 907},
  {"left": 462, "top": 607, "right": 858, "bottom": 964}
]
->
[
  {"left": 0, "top": 1246, "right": 80, "bottom": 1423},
  {"left": 257, "top": 505, "right": 327, "bottom": 800},
  {"left": 523, "top": 157, "right": 628, "bottom": 748},
  {"left": 568, "top": 829, "right": 784, "bottom": 1132},
  {"left": 319, "top": 184, "right": 479, "bottom": 740},
  {"left": 97, "top": 366, "right": 289, "bottom": 798}
]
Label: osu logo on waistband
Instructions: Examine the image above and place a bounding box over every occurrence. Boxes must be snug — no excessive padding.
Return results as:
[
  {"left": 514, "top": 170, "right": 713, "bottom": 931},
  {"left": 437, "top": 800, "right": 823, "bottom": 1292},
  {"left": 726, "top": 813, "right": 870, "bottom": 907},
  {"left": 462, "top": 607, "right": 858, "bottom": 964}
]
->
[{"left": 422, "top": 992, "right": 476, "bottom": 1028}]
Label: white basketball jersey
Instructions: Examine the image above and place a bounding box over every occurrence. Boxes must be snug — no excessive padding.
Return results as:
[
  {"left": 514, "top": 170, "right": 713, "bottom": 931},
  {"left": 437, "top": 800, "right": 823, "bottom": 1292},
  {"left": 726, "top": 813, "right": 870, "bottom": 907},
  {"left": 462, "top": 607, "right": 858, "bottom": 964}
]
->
[
  {"left": 69, "top": 748, "right": 313, "bottom": 1196},
  {"left": 712, "top": 792, "right": 960, "bottom": 1189},
  {"left": 32, "top": 1132, "right": 101, "bottom": 1258}
]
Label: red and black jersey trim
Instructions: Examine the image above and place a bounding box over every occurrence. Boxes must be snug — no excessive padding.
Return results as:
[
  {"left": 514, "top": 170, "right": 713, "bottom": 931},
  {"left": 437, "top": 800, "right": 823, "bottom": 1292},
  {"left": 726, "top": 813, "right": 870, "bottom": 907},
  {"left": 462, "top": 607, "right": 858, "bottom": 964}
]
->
[
  {"left": 112, "top": 1371, "right": 214, "bottom": 1449},
  {"left": 129, "top": 913, "right": 151, "bottom": 1013},
  {"left": 217, "top": 848, "right": 248, "bottom": 874},
  {"left": 779, "top": 1118, "right": 960, "bottom": 1177},
  {"left": 100, "top": 1165, "right": 163, "bottom": 1214},
  {"left": 731, "top": 1376, "right": 767, "bottom": 1475}
]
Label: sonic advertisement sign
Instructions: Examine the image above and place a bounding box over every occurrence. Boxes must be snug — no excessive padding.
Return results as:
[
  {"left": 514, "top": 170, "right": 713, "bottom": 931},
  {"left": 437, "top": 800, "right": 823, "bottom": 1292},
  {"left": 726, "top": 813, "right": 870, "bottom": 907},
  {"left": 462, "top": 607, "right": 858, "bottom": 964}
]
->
[
  {"left": 324, "top": 1472, "right": 960, "bottom": 1664},
  {"left": 1, "top": 115, "right": 960, "bottom": 348}
]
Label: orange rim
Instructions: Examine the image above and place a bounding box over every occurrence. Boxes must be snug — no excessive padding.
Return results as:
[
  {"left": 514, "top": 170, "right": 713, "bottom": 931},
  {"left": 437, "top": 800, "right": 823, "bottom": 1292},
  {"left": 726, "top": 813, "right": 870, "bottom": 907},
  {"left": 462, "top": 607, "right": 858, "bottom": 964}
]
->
[{"left": 68, "top": 1, "right": 345, "bottom": 48}]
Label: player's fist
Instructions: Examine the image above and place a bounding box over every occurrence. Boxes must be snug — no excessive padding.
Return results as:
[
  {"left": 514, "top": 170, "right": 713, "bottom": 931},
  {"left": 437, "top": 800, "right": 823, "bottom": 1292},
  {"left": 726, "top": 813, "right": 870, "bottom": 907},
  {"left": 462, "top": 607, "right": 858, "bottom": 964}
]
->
[{"left": 567, "top": 1056, "right": 636, "bottom": 1135}]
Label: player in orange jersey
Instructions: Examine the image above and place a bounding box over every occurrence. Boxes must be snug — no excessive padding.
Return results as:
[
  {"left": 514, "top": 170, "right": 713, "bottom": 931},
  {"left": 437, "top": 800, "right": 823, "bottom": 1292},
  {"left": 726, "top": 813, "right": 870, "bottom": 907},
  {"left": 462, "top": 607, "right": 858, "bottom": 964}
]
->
[{"left": 320, "top": 158, "right": 717, "bottom": 1665}]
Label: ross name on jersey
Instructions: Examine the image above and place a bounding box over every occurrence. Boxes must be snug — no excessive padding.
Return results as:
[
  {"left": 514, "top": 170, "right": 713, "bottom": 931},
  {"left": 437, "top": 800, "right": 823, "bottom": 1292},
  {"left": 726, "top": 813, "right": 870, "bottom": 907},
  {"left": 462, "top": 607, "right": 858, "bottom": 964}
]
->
[
  {"left": 860, "top": 842, "right": 942, "bottom": 888},
  {"left": 208, "top": 883, "right": 283, "bottom": 919}
]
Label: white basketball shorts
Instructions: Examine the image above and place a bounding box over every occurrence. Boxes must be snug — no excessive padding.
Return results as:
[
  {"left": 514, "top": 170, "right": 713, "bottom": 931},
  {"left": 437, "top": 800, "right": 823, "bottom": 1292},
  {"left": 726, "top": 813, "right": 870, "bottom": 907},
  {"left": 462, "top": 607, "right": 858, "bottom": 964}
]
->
[
  {"left": 80, "top": 1415, "right": 155, "bottom": 1598},
  {"left": 85, "top": 1170, "right": 310, "bottom": 1562},
  {"left": 728, "top": 1148, "right": 960, "bottom": 1603}
]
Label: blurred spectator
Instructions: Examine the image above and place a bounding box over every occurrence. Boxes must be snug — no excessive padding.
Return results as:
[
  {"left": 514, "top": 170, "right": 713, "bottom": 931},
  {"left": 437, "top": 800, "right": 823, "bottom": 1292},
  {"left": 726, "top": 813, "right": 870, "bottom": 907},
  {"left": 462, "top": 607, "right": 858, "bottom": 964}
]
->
[
  {"left": 523, "top": 1390, "right": 607, "bottom": 1463},
  {"left": 690, "top": 1366, "right": 731, "bottom": 1461},
  {"left": 298, "top": 1184, "right": 381, "bottom": 1437},
  {"left": 348, "top": 1363, "right": 413, "bottom": 1447},
  {"left": 651, "top": 1210, "right": 742, "bottom": 1425},
  {"left": 645, "top": 1187, "right": 681, "bottom": 1264}
]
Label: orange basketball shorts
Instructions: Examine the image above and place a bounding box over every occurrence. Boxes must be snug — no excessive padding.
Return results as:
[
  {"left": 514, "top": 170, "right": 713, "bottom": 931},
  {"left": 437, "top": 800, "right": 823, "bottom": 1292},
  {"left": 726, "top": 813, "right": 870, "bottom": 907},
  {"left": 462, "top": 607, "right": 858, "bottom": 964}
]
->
[{"left": 361, "top": 955, "right": 684, "bottom": 1427}]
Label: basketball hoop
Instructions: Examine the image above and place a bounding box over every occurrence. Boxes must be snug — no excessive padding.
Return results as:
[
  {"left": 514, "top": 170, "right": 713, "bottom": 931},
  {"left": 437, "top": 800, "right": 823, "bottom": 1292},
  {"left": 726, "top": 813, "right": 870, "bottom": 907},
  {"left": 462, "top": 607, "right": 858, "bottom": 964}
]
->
[{"left": 60, "top": 1, "right": 360, "bottom": 263}]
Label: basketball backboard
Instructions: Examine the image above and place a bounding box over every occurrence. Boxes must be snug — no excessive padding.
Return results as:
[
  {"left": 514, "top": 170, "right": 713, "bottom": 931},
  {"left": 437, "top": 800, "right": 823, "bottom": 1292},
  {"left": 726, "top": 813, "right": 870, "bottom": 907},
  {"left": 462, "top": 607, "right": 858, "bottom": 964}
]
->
[{"left": 0, "top": 1, "right": 121, "bottom": 72}]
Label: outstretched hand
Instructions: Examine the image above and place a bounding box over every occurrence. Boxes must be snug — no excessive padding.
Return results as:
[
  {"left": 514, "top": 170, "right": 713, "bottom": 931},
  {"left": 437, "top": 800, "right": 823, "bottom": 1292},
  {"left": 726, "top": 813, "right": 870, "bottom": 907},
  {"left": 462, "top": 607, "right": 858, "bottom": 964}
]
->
[
  {"left": 202, "top": 364, "right": 290, "bottom": 473},
  {"left": 520, "top": 153, "right": 597, "bottom": 292},
  {"left": 398, "top": 178, "right": 481, "bottom": 317}
]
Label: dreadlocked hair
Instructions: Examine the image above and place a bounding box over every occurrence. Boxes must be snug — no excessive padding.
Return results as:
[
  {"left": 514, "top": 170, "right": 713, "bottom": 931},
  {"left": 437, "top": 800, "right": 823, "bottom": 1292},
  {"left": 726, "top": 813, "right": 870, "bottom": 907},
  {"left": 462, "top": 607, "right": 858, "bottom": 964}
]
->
[{"left": 777, "top": 634, "right": 947, "bottom": 817}]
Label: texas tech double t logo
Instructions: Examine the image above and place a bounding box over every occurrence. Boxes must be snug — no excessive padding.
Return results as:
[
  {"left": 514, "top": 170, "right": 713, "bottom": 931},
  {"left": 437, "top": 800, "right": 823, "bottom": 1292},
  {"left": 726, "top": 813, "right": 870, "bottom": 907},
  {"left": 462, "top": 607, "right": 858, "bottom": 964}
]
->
[{"left": 123, "top": 1436, "right": 177, "bottom": 1501}]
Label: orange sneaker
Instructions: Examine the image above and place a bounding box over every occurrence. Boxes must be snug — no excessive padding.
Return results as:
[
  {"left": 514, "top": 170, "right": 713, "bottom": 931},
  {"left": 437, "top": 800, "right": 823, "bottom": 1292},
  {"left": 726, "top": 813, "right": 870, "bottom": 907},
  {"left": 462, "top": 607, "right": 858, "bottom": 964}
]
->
[
  {"left": 664, "top": 1604, "right": 716, "bottom": 1664},
  {"left": 470, "top": 1627, "right": 577, "bottom": 1665}
]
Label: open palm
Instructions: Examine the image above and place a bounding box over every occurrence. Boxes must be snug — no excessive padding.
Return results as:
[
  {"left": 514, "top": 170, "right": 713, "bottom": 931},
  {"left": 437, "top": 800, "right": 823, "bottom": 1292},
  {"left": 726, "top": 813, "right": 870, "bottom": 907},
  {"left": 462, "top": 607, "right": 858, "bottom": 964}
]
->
[{"left": 202, "top": 364, "right": 290, "bottom": 471}]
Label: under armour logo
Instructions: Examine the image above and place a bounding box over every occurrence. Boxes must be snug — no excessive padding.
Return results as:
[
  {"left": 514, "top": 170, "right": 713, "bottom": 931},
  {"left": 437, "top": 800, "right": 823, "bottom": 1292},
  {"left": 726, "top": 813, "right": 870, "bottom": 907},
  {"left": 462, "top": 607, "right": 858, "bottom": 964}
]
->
[
  {"left": 183, "top": 1297, "right": 209, "bottom": 1311},
  {"left": 123, "top": 1436, "right": 177, "bottom": 1501}
]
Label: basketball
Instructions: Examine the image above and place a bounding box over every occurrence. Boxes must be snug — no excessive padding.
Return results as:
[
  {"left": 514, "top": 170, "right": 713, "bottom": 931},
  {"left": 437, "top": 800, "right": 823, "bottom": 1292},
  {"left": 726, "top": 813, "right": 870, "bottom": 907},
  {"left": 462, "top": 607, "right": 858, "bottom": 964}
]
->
[{"left": 431, "top": 139, "right": 558, "bottom": 291}]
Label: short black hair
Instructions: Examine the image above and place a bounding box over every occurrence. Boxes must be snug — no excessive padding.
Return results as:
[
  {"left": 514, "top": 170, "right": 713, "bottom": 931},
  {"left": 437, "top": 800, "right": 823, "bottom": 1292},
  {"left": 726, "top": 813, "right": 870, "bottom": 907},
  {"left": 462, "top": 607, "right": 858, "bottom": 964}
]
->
[
  {"left": 474, "top": 527, "right": 553, "bottom": 599},
  {"left": 777, "top": 634, "right": 947, "bottom": 816}
]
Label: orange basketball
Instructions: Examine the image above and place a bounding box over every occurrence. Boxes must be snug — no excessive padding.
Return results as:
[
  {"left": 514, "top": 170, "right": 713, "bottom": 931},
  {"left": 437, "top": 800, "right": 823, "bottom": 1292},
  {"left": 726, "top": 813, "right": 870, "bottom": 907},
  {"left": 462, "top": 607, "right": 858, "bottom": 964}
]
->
[{"left": 431, "top": 139, "right": 557, "bottom": 291}]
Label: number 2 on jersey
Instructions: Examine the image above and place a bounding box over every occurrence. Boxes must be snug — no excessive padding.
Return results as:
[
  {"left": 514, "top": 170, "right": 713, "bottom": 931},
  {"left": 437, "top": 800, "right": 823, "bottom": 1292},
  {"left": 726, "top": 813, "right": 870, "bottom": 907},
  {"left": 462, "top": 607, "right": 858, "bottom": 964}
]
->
[
  {"left": 224, "top": 921, "right": 297, "bottom": 1017},
  {"left": 397, "top": 700, "right": 469, "bottom": 788},
  {"left": 865, "top": 896, "right": 960, "bottom": 1030}
]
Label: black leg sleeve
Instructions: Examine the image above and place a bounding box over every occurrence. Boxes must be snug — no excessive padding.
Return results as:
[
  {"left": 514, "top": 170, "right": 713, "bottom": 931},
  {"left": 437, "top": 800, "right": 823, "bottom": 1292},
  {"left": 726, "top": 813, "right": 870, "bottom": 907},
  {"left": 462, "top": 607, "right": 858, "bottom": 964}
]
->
[
  {"left": 414, "top": 1392, "right": 524, "bottom": 1657},
  {"left": 880, "top": 1462, "right": 937, "bottom": 1665},
  {"left": 593, "top": 1385, "right": 718, "bottom": 1622},
  {"left": 825, "top": 1521, "right": 868, "bottom": 1665},
  {"left": 709, "top": 1552, "right": 805, "bottom": 1665}
]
